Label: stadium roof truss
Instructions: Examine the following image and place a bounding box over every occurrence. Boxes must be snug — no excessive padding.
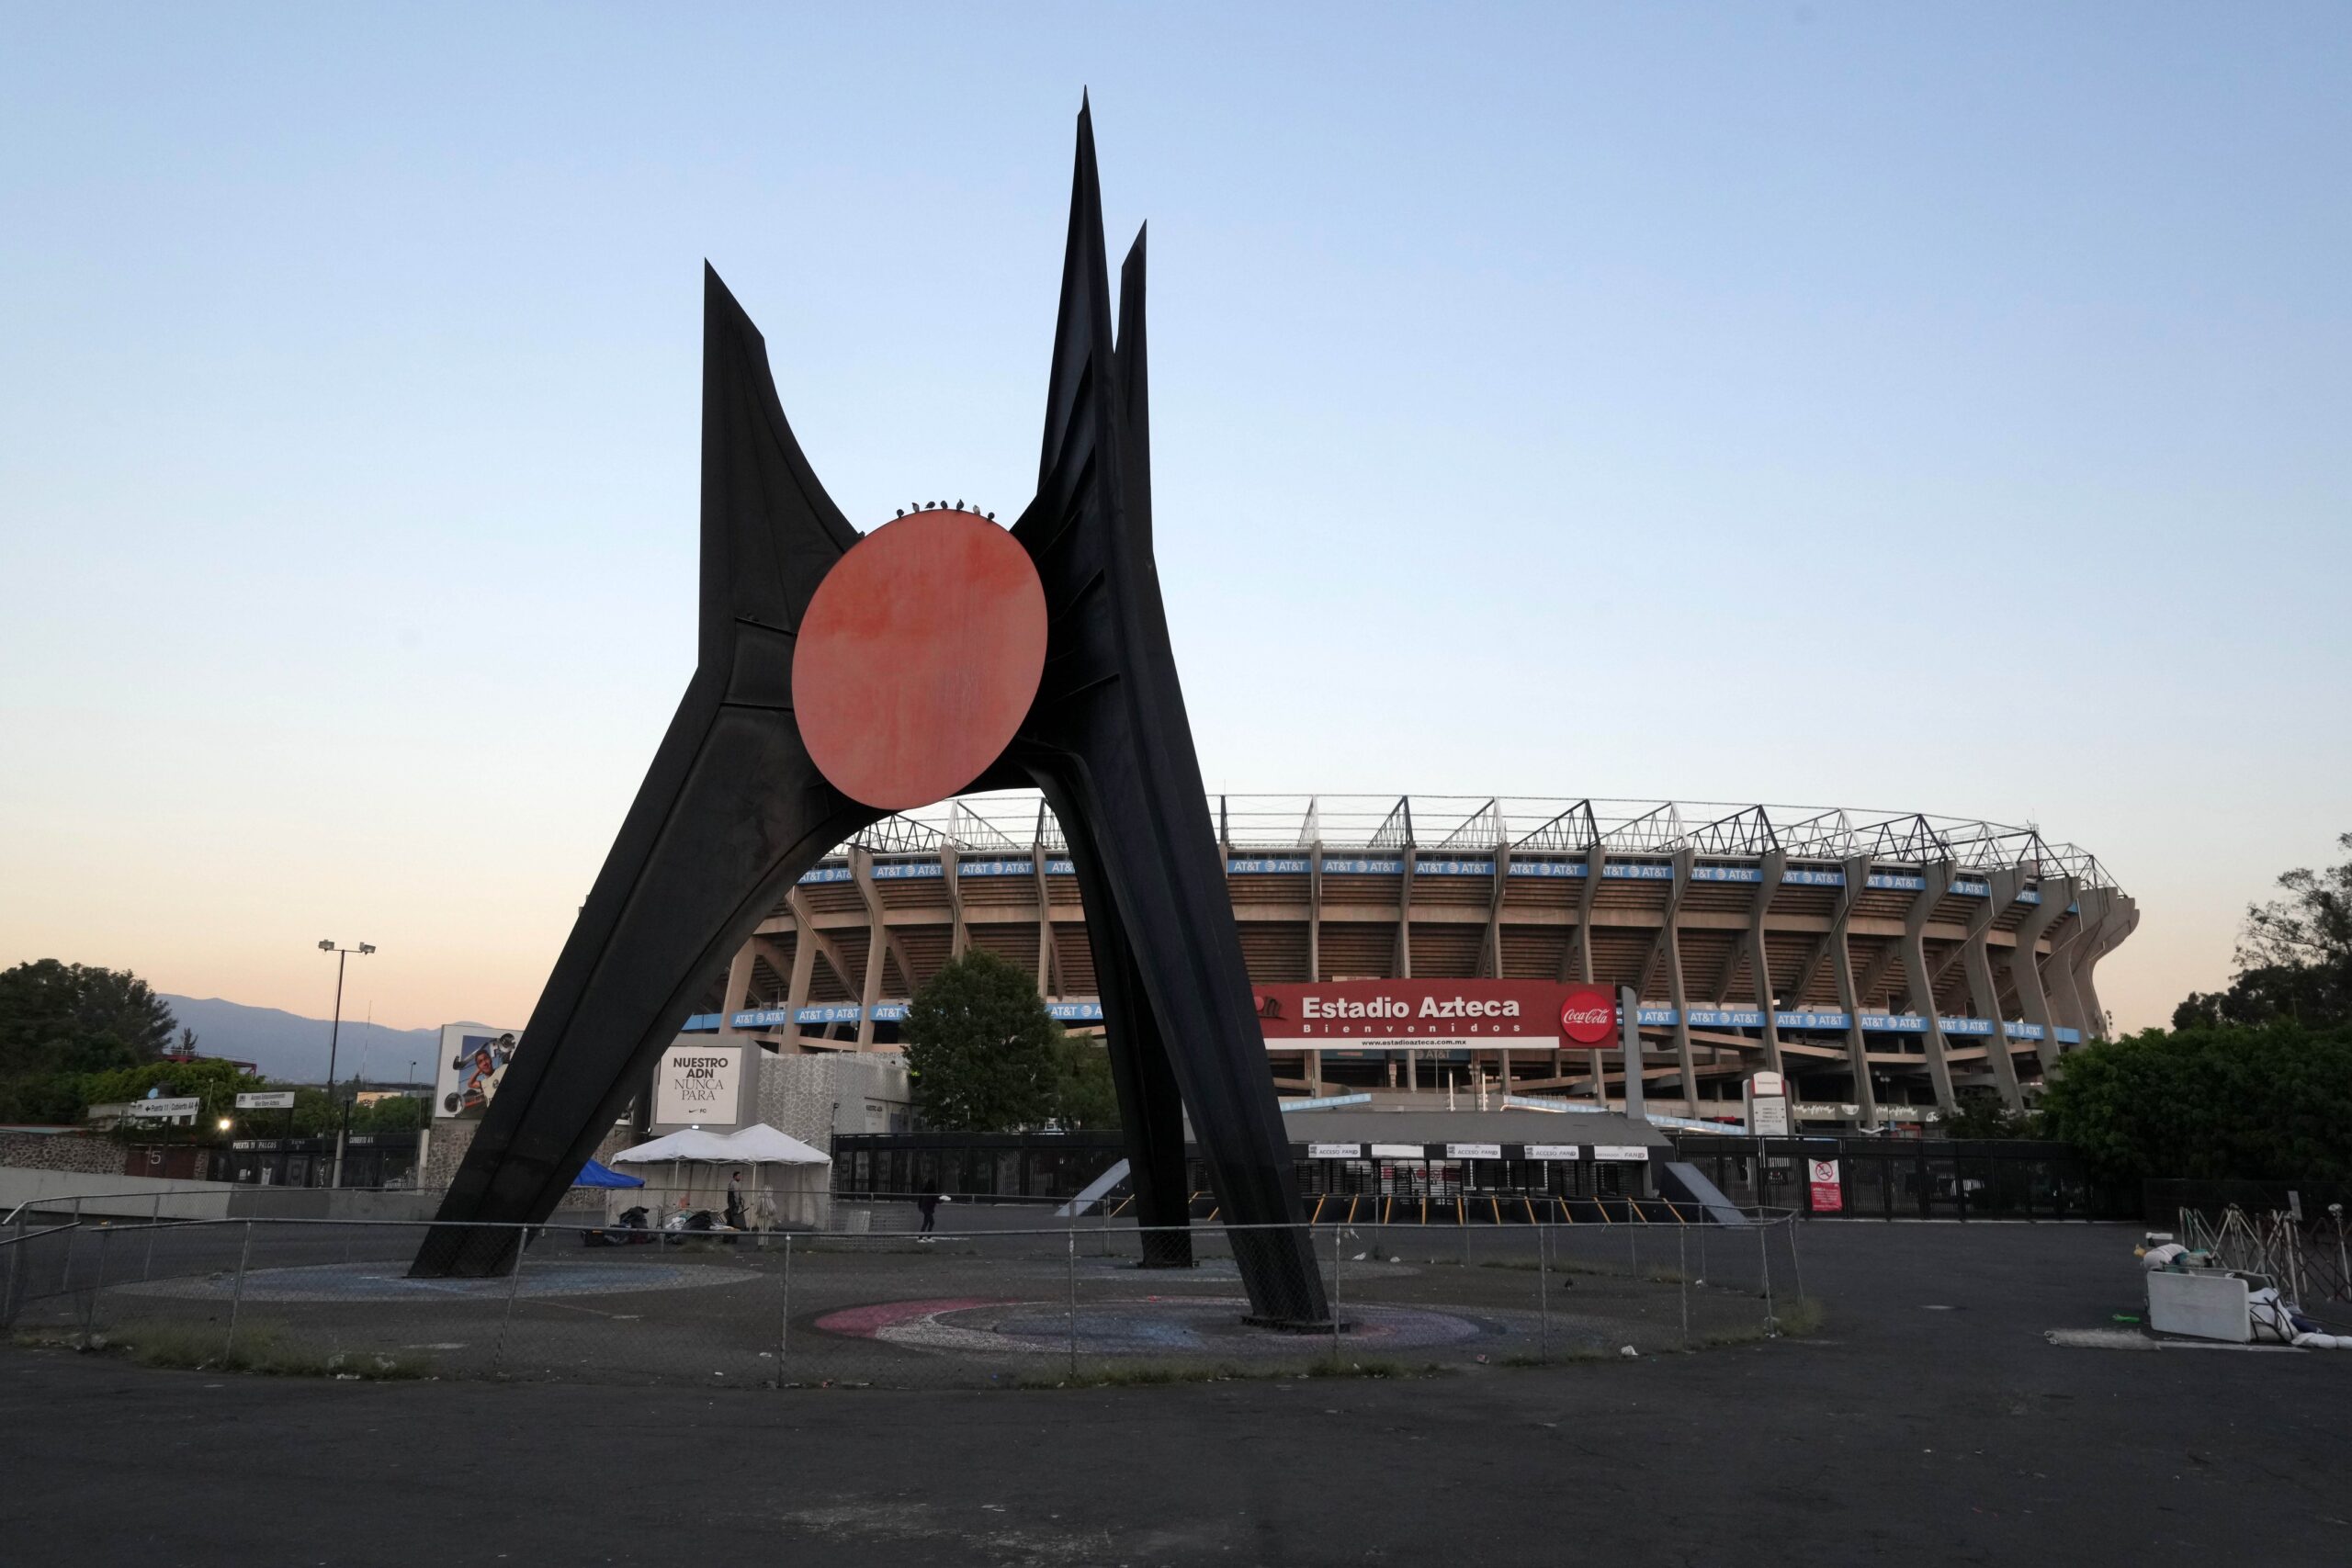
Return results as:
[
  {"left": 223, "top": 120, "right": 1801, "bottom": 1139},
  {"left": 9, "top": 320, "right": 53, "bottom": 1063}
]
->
[{"left": 832, "top": 792, "right": 2118, "bottom": 889}]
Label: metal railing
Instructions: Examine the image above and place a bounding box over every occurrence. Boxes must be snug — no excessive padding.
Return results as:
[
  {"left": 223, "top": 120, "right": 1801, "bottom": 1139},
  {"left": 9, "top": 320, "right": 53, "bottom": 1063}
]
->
[
  {"left": 4, "top": 1209, "right": 1813, "bottom": 1388},
  {"left": 2180, "top": 1204, "right": 2352, "bottom": 1310}
]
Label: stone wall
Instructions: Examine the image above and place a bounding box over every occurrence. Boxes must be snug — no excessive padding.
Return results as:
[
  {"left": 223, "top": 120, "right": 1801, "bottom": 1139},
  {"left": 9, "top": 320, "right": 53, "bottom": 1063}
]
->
[
  {"left": 416, "top": 1117, "right": 639, "bottom": 1210},
  {"left": 753, "top": 1052, "right": 910, "bottom": 1154},
  {"left": 0, "top": 1131, "right": 123, "bottom": 1177},
  {"left": 417, "top": 1118, "right": 476, "bottom": 1192}
]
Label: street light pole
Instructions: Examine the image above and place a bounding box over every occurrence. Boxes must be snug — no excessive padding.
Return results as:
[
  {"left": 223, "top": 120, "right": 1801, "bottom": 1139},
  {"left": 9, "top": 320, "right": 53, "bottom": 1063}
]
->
[{"left": 318, "top": 940, "right": 376, "bottom": 1188}]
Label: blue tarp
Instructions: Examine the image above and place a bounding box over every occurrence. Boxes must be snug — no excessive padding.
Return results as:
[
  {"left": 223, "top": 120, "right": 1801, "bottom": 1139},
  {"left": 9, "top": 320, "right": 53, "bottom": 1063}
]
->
[{"left": 572, "top": 1158, "right": 644, "bottom": 1189}]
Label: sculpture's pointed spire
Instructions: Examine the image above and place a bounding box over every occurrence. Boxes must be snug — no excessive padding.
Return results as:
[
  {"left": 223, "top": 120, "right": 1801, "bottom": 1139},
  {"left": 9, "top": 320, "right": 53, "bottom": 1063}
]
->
[
  {"left": 1114, "top": 224, "right": 1151, "bottom": 550},
  {"left": 1037, "top": 97, "right": 1114, "bottom": 491},
  {"left": 698, "top": 263, "right": 860, "bottom": 664}
]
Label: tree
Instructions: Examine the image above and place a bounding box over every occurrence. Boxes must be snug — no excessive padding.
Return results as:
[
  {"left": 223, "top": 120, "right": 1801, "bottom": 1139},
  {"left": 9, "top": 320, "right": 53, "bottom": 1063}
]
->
[
  {"left": 1940, "top": 1092, "right": 2036, "bottom": 1141},
  {"left": 2174, "top": 832, "right": 2352, "bottom": 1029},
  {"left": 901, "top": 949, "right": 1065, "bottom": 1132},
  {"left": 1049, "top": 1035, "right": 1121, "bottom": 1130},
  {"left": 0, "top": 959, "right": 177, "bottom": 1079},
  {"left": 2038, "top": 1021, "right": 2352, "bottom": 1183},
  {"left": 79, "top": 1057, "right": 255, "bottom": 1127}
]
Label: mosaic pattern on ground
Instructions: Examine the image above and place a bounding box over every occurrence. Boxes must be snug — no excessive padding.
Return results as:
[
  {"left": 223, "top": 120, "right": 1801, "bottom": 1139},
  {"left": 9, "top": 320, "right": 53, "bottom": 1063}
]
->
[{"left": 816, "top": 1295, "right": 1527, "bottom": 1357}]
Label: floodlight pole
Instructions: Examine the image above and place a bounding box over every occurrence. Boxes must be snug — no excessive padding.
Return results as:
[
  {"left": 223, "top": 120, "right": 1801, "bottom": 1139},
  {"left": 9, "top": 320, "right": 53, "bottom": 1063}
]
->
[{"left": 318, "top": 940, "right": 376, "bottom": 1187}]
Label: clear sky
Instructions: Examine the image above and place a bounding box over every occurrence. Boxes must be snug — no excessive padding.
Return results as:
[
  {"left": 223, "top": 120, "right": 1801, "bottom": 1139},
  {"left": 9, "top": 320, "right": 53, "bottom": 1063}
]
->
[{"left": 3, "top": 5, "right": 2346, "bottom": 1035}]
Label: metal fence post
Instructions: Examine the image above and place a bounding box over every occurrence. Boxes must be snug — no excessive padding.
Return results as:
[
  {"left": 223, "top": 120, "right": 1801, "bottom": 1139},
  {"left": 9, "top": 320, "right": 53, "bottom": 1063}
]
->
[
  {"left": 1678, "top": 1224, "right": 1690, "bottom": 1351},
  {"left": 144, "top": 1194, "right": 162, "bottom": 1282},
  {"left": 1536, "top": 1223, "right": 1550, "bottom": 1365},
  {"left": 85, "top": 1226, "right": 112, "bottom": 1343},
  {"left": 61, "top": 1204, "right": 81, "bottom": 1300},
  {"left": 1331, "top": 1224, "right": 1344, "bottom": 1361},
  {"left": 1065, "top": 1227, "right": 1079, "bottom": 1382},
  {"left": 1758, "top": 1218, "right": 1777, "bottom": 1335},
  {"left": 777, "top": 1234, "right": 792, "bottom": 1388},
  {"left": 4, "top": 1211, "right": 21, "bottom": 1329},
  {"left": 494, "top": 1227, "right": 527, "bottom": 1376},
  {"left": 223, "top": 1220, "right": 254, "bottom": 1363},
  {"left": 1786, "top": 1213, "right": 1805, "bottom": 1303}
]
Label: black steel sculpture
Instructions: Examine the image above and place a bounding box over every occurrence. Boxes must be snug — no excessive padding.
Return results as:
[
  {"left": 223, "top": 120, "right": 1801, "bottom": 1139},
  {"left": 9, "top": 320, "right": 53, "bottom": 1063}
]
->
[{"left": 413, "top": 101, "right": 1330, "bottom": 1326}]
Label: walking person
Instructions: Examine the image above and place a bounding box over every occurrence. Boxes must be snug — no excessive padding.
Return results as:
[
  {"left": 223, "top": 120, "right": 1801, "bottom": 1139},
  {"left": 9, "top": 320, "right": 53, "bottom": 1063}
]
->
[{"left": 915, "top": 1180, "right": 940, "bottom": 1241}]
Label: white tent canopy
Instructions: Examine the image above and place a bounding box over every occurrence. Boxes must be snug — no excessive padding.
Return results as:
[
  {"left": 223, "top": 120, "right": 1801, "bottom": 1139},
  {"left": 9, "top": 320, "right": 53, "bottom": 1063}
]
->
[{"left": 612, "top": 1122, "right": 831, "bottom": 1167}]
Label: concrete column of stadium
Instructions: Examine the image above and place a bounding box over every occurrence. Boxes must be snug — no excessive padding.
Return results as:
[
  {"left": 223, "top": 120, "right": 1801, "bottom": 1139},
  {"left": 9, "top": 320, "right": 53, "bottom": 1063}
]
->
[
  {"left": 1986, "top": 867, "right": 2043, "bottom": 1075},
  {"left": 1396, "top": 841, "right": 1417, "bottom": 1093},
  {"left": 941, "top": 843, "right": 968, "bottom": 959},
  {"left": 1306, "top": 836, "right": 1323, "bottom": 987},
  {"left": 717, "top": 942, "right": 759, "bottom": 1043},
  {"left": 1657, "top": 848, "right": 1701, "bottom": 1109},
  {"left": 851, "top": 846, "right": 893, "bottom": 1050},
  {"left": 1396, "top": 842, "right": 1417, "bottom": 980},
  {"left": 1028, "top": 840, "right": 1055, "bottom": 998},
  {"left": 2041, "top": 890, "right": 2097, "bottom": 1043},
  {"left": 1485, "top": 838, "right": 1514, "bottom": 1091},
  {"left": 783, "top": 887, "right": 837, "bottom": 1048},
  {"left": 1900, "top": 862, "right": 1960, "bottom": 1113},
  {"left": 1747, "top": 850, "right": 1787, "bottom": 1078},
  {"left": 2069, "top": 887, "right": 2135, "bottom": 1041},
  {"left": 2007, "top": 874, "right": 2075, "bottom": 1077},
  {"left": 1306, "top": 840, "right": 1323, "bottom": 1095},
  {"left": 1829, "top": 854, "right": 1880, "bottom": 1127},
  {"left": 1954, "top": 895, "right": 2024, "bottom": 1110},
  {"left": 1569, "top": 840, "right": 1605, "bottom": 1099}
]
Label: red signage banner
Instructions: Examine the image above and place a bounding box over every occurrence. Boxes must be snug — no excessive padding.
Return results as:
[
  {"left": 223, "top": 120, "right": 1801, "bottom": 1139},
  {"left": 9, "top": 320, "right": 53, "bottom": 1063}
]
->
[
  {"left": 1807, "top": 1158, "right": 1844, "bottom": 1214},
  {"left": 1254, "top": 980, "right": 1570, "bottom": 1050}
]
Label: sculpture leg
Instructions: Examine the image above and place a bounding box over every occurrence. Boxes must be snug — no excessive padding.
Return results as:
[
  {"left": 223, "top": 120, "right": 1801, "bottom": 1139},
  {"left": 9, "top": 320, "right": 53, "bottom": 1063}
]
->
[
  {"left": 1044, "top": 782, "right": 1192, "bottom": 1269},
  {"left": 1003, "top": 106, "right": 1329, "bottom": 1323},
  {"left": 413, "top": 689, "right": 875, "bottom": 1276},
  {"left": 1031, "top": 755, "right": 1328, "bottom": 1324},
  {"left": 415, "top": 264, "right": 878, "bottom": 1277}
]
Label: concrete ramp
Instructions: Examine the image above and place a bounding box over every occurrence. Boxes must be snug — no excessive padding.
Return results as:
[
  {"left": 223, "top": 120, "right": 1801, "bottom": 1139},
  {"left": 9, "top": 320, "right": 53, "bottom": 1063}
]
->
[
  {"left": 1658, "top": 1161, "right": 1748, "bottom": 1225},
  {"left": 1056, "top": 1158, "right": 1130, "bottom": 1219}
]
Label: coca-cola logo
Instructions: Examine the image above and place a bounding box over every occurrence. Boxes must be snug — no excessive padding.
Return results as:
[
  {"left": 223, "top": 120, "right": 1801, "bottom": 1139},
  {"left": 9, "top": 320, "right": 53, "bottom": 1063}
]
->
[{"left": 1560, "top": 984, "right": 1616, "bottom": 1044}]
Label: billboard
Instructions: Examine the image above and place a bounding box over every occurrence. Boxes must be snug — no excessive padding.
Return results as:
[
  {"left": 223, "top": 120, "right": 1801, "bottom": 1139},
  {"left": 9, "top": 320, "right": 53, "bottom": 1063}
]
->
[
  {"left": 435, "top": 1024, "right": 522, "bottom": 1121},
  {"left": 1253, "top": 980, "right": 1570, "bottom": 1051},
  {"left": 652, "top": 1042, "right": 746, "bottom": 1126}
]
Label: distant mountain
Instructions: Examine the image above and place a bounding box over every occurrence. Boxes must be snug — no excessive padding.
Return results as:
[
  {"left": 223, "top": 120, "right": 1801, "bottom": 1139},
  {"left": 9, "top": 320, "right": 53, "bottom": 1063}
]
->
[{"left": 159, "top": 995, "right": 444, "bottom": 1086}]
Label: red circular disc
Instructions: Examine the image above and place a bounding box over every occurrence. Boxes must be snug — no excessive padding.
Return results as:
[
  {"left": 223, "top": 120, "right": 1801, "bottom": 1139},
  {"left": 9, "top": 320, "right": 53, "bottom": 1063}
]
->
[
  {"left": 793, "top": 510, "right": 1047, "bottom": 811},
  {"left": 1560, "top": 985, "right": 1616, "bottom": 1045}
]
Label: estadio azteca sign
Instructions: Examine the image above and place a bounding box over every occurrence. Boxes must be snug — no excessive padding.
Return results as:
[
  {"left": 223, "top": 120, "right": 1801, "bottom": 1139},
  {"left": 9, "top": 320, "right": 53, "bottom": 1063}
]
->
[{"left": 1254, "top": 981, "right": 1577, "bottom": 1050}]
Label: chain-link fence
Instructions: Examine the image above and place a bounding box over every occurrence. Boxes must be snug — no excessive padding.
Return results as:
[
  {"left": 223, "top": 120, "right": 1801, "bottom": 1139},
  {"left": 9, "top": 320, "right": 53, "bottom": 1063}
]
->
[{"left": 5, "top": 1208, "right": 1814, "bottom": 1389}]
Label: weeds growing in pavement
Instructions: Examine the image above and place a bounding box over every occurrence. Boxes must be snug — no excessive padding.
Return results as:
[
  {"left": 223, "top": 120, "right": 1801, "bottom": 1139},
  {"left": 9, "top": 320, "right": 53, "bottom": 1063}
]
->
[
  {"left": 1476, "top": 1256, "right": 1690, "bottom": 1285},
  {"left": 19, "top": 1321, "right": 435, "bottom": 1380},
  {"left": 1009, "top": 1357, "right": 1442, "bottom": 1390},
  {"left": 1693, "top": 1296, "right": 1827, "bottom": 1348}
]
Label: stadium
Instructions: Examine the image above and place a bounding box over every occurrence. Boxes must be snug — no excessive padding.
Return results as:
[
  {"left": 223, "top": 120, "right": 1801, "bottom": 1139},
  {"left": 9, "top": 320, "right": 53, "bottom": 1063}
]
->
[{"left": 686, "top": 794, "right": 2137, "bottom": 1128}]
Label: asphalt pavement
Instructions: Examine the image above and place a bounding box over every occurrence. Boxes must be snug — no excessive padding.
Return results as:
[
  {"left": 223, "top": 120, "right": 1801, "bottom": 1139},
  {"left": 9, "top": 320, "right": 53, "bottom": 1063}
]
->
[{"left": 5, "top": 1221, "right": 2346, "bottom": 1567}]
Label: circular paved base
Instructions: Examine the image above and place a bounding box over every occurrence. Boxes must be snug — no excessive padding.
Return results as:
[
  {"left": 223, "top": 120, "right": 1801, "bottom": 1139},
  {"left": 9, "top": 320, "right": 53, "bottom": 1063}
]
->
[
  {"left": 114, "top": 1260, "right": 762, "bottom": 1303},
  {"left": 817, "top": 1296, "right": 1515, "bottom": 1357}
]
